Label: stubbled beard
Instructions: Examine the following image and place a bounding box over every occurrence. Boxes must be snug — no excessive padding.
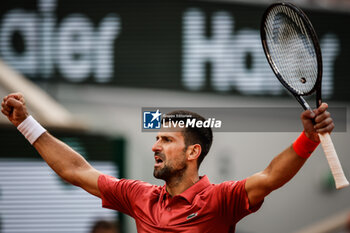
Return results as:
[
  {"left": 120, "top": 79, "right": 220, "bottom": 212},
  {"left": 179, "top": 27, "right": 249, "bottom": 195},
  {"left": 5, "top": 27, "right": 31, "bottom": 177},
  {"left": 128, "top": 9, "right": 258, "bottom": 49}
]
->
[{"left": 153, "top": 161, "right": 188, "bottom": 182}]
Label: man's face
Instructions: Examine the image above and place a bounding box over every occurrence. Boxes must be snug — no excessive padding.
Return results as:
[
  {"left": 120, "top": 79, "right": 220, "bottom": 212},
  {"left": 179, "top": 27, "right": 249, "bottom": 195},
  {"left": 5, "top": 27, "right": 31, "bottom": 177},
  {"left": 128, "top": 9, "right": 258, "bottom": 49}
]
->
[{"left": 152, "top": 127, "right": 188, "bottom": 181}]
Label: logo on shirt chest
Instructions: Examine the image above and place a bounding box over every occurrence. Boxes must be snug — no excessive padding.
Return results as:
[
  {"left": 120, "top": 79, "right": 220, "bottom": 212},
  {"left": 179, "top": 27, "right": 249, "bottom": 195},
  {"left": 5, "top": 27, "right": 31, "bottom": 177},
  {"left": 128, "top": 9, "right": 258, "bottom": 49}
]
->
[{"left": 186, "top": 212, "right": 198, "bottom": 220}]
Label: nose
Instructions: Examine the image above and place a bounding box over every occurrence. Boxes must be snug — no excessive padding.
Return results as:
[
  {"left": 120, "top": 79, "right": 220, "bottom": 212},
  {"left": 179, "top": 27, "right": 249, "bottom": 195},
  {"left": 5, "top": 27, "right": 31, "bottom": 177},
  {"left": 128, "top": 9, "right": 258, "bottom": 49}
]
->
[{"left": 152, "top": 140, "right": 161, "bottom": 152}]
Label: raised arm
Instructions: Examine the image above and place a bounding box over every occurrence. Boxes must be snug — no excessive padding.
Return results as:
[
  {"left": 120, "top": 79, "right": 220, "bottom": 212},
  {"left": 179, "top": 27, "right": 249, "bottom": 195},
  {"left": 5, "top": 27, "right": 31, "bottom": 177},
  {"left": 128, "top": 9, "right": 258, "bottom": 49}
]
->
[
  {"left": 1, "top": 93, "right": 102, "bottom": 197},
  {"left": 245, "top": 103, "right": 334, "bottom": 206}
]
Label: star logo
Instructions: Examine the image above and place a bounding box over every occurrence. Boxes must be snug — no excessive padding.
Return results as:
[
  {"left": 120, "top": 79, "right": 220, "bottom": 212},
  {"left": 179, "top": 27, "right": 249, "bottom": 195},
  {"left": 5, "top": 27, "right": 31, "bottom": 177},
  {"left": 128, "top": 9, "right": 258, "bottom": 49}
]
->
[
  {"left": 143, "top": 109, "right": 162, "bottom": 129},
  {"left": 150, "top": 109, "right": 161, "bottom": 122}
]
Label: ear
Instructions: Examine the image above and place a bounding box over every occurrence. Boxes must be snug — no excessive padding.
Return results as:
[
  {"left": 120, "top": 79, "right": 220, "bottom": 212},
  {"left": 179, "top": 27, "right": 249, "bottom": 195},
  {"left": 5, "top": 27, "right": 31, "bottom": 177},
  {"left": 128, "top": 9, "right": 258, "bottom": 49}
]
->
[{"left": 187, "top": 144, "right": 202, "bottom": 161}]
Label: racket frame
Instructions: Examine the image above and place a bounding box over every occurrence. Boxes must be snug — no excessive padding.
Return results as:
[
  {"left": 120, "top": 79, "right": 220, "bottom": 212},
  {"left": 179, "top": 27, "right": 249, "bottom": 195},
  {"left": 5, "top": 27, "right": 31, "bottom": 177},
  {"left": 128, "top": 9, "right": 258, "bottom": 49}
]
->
[
  {"left": 260, "top": 2, "right": 323, "bottom": 109},
  {"left": 260, "top": 2, "right": 349, "bottom": 189}
]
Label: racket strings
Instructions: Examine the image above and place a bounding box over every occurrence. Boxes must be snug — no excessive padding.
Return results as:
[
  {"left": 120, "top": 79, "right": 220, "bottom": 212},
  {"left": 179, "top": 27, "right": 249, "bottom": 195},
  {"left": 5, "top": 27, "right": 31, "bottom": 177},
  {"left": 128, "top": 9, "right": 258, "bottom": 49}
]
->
[{"left": 264, "top": 5, "right": 318, "bottom": 95}]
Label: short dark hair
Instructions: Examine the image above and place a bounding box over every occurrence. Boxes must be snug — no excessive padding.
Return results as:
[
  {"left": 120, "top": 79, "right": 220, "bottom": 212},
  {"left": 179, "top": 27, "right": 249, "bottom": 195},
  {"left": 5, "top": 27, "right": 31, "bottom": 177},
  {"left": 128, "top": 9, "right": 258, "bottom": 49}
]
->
[
  {"left": 90, "top": 220, "right": 119, "bottom": 233},
  {"left": 162, "top": 110, "right": 213, "bottom": 168}
]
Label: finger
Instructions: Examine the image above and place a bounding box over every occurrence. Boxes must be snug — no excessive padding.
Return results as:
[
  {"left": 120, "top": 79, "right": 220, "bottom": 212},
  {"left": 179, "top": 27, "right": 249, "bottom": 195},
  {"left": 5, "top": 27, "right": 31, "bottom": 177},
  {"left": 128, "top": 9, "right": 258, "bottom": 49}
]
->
[
  {"left": 1, "top": 108, "right": 10, "bottom": 116},
  {"left": 316, "top": 123, "right": 335, "bottom": 134},
  {"left": 6, "top": 93, "right": 23, "bottom": 102},
  {"left": 1, "top": 102, "right": 12, "bottom": 113},
  {"left": 314, "top": 117, "right": 333, "bottom": 130},
  {"left": 1, "top": 101, "right": 12, "bottom": 115},
  {"left": 5, "top": 98, "right": 23, "bottom": 108},
  {"left": 301, "top": 109, "right": 316, "bottom": 120},
  {"left": 19, "top": 96, "right": 25, "bottom": 104},
  {"left": 314, "top": 102, "right": 328, "bottom": 115},
  {"left": 8, "top": 92, "right": 23, "bottom": 98},
  {"left": 1, "top": 99, "right": 11, "bottom": 110},
  {"left": 2, "top": 95, "right": 13, "bottom": 104},
  {"left": 315, "top": 111, "right": 331, "bottom": 124},
  {"left": 3, "top": 96, "right": 10, "bottom": 103}
]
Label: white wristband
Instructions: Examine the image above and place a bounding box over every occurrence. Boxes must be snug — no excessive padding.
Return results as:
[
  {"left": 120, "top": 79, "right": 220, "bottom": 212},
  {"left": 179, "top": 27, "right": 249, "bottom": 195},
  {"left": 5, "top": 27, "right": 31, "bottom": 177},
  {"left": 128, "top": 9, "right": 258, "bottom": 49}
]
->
[{"left": 17, "top": 115, "right": 47, "bottom": 144}]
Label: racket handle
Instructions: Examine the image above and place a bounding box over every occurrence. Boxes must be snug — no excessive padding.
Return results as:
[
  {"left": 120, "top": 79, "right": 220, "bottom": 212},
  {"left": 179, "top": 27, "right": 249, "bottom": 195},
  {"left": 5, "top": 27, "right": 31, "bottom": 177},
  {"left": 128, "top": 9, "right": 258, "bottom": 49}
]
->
[{"left": 318, "top": 133, "right": 349, "bottom": 189}]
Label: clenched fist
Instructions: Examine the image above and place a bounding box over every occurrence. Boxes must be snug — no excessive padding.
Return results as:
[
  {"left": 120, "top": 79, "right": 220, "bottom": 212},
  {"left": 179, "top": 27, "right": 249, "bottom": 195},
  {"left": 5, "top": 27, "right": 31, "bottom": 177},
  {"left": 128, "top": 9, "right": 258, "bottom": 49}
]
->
[
  {"left": 300, "top": 103, "right": 334, "bottom": 142},
  {"left": 1, "top": 93, "right": 29, "bottom": 127}
]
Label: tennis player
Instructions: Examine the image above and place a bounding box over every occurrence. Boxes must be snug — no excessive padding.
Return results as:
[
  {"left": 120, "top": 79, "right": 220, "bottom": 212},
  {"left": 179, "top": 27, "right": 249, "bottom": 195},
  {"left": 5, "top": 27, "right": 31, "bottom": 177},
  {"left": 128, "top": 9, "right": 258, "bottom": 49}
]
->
[{"left": 1, "top": 93, "right": 334, "bottom": 233}]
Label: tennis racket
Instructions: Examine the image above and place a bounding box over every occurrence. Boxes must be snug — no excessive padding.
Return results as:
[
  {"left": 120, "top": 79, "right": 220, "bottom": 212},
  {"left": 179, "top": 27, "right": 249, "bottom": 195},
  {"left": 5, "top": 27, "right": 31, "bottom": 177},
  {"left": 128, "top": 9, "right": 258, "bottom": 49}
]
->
[{"left": 260, "top": 2, "right": 349, "bottom": 189}]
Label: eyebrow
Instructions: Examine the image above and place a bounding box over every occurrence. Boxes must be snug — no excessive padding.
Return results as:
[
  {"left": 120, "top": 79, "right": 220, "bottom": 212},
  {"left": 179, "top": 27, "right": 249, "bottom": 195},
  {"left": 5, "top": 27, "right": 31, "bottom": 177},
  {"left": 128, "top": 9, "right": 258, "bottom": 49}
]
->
[{"left": 156, "top": 135, "right": 174, "bottom": 141}]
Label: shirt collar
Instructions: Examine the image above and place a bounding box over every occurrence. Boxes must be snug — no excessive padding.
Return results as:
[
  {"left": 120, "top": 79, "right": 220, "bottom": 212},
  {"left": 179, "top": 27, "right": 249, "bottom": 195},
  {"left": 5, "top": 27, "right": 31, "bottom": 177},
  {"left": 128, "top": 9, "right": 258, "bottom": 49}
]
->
[{"left": 162, "top": 175, "right": 211, "bottom": 204}]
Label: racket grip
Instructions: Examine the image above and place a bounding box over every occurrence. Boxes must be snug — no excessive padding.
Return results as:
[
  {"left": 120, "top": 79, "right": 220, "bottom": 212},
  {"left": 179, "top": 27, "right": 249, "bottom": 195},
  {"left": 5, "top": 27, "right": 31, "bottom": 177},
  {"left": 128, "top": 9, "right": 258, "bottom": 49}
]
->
[{"left": 318, "top": 133, "right": 349, "bottom": 189}]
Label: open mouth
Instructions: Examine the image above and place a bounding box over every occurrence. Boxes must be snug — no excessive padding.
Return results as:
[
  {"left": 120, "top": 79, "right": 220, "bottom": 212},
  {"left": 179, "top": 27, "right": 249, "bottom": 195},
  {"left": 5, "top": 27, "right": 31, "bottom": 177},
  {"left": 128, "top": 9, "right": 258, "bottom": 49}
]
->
[{"left": 154, "top": 156, "right": 164, "bottom": 167}]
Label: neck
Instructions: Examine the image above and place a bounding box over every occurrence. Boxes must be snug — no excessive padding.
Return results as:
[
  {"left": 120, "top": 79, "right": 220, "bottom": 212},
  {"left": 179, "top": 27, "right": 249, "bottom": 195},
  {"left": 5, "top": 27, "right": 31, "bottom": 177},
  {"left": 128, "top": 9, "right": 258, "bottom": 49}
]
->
[{"left": 165, "top": 171, "right": 199, "bottom": 197}]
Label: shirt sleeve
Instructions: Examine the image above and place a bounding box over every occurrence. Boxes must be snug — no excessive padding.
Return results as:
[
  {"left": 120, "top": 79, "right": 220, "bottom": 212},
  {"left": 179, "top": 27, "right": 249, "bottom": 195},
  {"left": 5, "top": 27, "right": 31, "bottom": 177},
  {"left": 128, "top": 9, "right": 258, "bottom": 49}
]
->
[
  {"left": 97, "top": 174, "right": 154, "bottom": 217},
  {"left": 217, "top": 179, "right": 263, "bottom": 223}
]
